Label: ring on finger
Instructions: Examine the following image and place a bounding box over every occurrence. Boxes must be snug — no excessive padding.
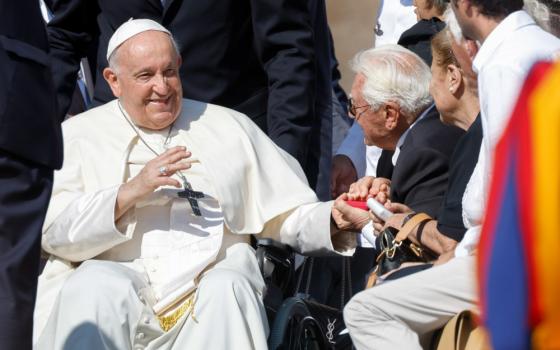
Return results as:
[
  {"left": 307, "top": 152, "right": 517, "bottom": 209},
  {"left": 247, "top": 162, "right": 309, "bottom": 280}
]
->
[{"left": 158, "top": 165, "right": 169, "bottom": 176}]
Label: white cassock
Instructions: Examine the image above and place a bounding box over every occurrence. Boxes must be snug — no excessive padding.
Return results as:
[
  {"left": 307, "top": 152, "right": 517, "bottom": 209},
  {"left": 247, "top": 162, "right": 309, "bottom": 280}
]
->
[{"left": 34, "top": 99, "right": 356, "bottom": 349}]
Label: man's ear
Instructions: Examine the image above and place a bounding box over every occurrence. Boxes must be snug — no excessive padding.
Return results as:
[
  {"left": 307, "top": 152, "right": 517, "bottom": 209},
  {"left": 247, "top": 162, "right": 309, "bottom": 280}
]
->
[
  {"left": 103, "top": 67, "right": 121, "bottom": 98},
  {"left": 384, "top": 101, "right": 400, "bottom": 130}
]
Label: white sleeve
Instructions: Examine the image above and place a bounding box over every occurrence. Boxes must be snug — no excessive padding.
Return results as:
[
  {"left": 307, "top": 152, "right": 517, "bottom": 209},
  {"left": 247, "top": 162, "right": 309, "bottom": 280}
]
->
[
  {"left": 41, "top": 136, "right": 136, "bottom": 262},
  {"left": 336, "top": 123, "right": 367, "bottom": 177},
  {"left": 360, "top": 221, "right": 376, "bottom": 248},
  {"left": 259, "top": 201, "right": 356, "bottom": 256},
  {"left": 454, "top": 225, "right": 481, "bottom": 257},
  {"left": 479, "top": 65, "right": 525, "bottom": 180},
  {"left": 42, "top": 185, "right": 137, "bottom": 262}
]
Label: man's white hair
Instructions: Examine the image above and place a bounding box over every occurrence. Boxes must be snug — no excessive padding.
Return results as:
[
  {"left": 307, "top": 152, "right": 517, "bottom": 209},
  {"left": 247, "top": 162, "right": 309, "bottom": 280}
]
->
[{"left": 350, "top": 44, "right": 433, "bottom": 119}]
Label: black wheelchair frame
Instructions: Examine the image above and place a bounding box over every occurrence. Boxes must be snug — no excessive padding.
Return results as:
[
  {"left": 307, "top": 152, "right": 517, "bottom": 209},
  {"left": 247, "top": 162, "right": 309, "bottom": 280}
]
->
[{"left": 255, "top": 239, "right": 352, "bottom": 350}]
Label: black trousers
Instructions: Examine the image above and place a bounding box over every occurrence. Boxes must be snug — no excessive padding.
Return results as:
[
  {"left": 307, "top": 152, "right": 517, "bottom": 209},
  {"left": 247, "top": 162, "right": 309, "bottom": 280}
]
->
[{"left": 0, "top": 150, "right": 53, "bottom": 350}]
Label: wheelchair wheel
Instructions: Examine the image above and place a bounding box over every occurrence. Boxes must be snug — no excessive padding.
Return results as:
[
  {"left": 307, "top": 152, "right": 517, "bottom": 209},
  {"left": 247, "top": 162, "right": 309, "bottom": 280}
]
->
[{"left": 268, "top": 297, "right": 331, "bottom": 350}]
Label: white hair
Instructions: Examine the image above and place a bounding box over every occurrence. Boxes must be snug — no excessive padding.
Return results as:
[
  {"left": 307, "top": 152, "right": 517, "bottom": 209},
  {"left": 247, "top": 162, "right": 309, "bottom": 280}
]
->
[
  {"left": 350, "top": 44, "right": 433, "bottom": 119},
  {"left": 444, "top": 8, "right": 465, "bottom": 43},
  {"left": 108, "top": 33, "right": 181, "bottom": 72},
  {"left": 524, "top": 0, "right": 556, "bottom": 33}
]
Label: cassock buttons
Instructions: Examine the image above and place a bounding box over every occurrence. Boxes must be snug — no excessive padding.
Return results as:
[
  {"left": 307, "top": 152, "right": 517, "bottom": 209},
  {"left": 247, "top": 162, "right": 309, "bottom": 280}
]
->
[
  {"left": 143, "top": 316, "right": 150, "bottom": 324},
  {"left": 136, "top": 332, "right": 145, "bottom": 340}
]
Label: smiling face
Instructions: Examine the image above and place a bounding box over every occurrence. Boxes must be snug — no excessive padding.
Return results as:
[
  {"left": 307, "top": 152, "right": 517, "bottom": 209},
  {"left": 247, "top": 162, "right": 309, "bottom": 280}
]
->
[{"left": 103, "top": 30, "right": 183, "bottom": 130}]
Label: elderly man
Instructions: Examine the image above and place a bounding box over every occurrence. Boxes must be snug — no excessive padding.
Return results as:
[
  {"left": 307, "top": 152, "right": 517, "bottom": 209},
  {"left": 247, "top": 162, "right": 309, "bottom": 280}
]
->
[
  {"left": 305, "top": 45, "right": 463, "bottom": 306},
  {"left": 342, "top": 45, "right": 463, "bottom": 218},
  {"left": 34, "top": 19, "right": 356, "bottom": 349}
]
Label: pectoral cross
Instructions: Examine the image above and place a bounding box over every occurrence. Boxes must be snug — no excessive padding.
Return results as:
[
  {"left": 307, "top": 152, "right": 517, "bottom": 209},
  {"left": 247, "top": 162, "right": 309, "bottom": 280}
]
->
[{"left": 178, "top": 179, "right": 204, "bottom": 216}]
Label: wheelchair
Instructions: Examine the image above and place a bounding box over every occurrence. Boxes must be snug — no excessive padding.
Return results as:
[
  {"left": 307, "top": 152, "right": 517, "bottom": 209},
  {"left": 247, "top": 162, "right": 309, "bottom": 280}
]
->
[{"left": 255, "top": 239, "right": 352, "bottom": 350}]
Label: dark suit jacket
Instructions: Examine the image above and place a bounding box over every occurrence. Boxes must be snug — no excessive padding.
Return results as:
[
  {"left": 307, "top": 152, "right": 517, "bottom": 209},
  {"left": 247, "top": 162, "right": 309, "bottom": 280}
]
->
[
  {"left": 398, "top": 17, "right": 445, "bottom": 66},
  {"left": 47, "top": 0, "right": 325, "bottom": 187},
  {"left": 389, "top": 105, "right": 464, "bottom": 217},
  {"left": 0, "top": 1, "right": 62, "bottom": 169},
  {"left": 437, "top": 114, "right": 482, "bottom": 241}
]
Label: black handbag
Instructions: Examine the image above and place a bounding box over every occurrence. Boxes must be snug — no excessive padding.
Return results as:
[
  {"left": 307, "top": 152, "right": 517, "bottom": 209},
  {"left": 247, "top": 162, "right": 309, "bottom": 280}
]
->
[
  {"left": 366, "top": 213, "right": 435, "bottom": 287},
  {"left": 268, "top": 297, "right": 352, "bottom": 350}
]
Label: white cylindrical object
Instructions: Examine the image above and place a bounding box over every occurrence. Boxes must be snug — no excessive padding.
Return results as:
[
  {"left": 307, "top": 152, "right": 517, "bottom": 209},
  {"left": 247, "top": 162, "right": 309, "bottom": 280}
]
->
[{"left": 367, "top": 198, "right": 392, "bottom": 221}]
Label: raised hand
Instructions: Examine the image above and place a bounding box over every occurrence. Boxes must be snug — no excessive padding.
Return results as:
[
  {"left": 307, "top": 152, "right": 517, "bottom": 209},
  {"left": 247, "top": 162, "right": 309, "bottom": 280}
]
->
[{"left": 115, "top": 146, "right": 193, "bottom": 219}]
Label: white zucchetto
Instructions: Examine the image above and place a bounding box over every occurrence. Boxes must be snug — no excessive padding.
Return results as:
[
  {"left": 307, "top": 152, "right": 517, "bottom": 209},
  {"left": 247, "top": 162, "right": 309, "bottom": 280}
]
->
[{"left": 106, "top": 18, "right": 171, "bottom": 61}]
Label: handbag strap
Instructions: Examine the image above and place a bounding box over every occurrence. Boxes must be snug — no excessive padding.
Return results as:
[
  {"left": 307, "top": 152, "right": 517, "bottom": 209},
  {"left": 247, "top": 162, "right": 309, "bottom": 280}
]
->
[
  {"left": 366, "top": 213, "right": 431, "bottom": 289},
  {"left": 395, "top": 213, "right": 432, "bottom": 242}
]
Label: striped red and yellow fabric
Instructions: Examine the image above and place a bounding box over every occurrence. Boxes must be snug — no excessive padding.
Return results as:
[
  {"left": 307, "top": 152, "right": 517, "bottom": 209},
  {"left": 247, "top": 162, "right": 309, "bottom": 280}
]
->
[{"left": 478, "top": 60, "right": 560, "bottom": 349}]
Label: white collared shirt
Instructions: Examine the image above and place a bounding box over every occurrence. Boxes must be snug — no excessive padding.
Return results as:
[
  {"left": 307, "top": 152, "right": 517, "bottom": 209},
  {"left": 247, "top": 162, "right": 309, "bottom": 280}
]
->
[
  {"left": 457, "top": 10, "right": 560, "bottom": 257},
  {"left": 391, "top": 104, "right": 434, "bottom": 166}
]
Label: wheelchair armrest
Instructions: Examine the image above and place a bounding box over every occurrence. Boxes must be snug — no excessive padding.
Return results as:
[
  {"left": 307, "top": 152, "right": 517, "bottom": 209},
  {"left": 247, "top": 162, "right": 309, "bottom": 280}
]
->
[
  {"left": 255, "top": 238, "right": 295, "bottom": 296},
  {"left": 256, "top": 238, "right": 292, "bottom": 254}
]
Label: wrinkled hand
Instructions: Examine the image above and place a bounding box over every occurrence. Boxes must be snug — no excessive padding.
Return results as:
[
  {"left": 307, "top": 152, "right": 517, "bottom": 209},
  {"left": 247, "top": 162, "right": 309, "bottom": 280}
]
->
[
  {"left": 374, "top": 202, "right": 414, "bottom": 232},
  {"left": 330, "top": 155, "right": 358, "bottom": 199},
  {"left": 126, "top": 146, "right": 192, "bottom": 198},
  {"left": 332, "top": 193, "right": 371, "bottom": 232},
  {"left": 433, "top": 250, "right": 455, "bottom": 266},
  {"left": 116, "top": 147, "right": 192, "bottom": 219},
  {"left": 347, "top": 176, "right": 391, "bottom": 203}
]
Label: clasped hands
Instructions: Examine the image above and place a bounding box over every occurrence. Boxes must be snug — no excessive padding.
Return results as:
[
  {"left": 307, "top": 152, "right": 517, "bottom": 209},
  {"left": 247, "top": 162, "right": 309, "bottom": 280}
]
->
[{"left": 331, "top": 176, "right": 413, "bottom": 234}]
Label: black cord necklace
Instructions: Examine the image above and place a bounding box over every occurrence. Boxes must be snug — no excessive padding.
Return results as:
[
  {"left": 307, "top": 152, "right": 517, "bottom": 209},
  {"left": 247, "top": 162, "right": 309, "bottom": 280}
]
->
[{"left": 118, "top": 101, "right": 204, "bottom": 216}]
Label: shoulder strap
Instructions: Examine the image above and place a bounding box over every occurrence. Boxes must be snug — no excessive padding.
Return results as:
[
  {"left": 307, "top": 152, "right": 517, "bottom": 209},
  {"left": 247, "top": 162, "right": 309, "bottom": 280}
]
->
[{"left": 395, "top": 213, "right": 431, "bottom": 242}]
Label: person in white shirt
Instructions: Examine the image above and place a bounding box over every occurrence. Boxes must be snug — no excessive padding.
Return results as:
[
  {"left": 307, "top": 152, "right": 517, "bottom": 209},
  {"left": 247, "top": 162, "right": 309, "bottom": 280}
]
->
[
  {"left": 453, "top": 0, "right": 560, "bottom": 257},
  {"left": 34, "top": 19, "right": 358, "bottom": 350}
]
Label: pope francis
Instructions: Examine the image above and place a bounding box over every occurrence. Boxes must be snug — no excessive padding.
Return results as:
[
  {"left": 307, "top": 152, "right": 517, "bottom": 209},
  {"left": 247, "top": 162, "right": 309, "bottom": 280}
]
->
[{"left": 33, "top": 19, "right": 356, "bottom": 349}]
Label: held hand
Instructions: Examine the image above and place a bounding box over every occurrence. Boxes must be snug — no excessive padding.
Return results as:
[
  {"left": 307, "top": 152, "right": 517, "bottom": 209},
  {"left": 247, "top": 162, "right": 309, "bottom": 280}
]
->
[
  {"left": 332, "top": 193, "right": 371, "bottom": 232},
  {"left": 330, "top": 155, "right": 358, "bottom": 199},
  {"left": 384, "top": 201, "right": 411, "bottom": 214},
  {"left": 347, "top": 176, "right": 391, "bottom": 202},
  {"left": 377, "top": 213, "right": 408, "bottom": 232},
  {"left": 372, "top": 202, "right": 413, "bottom": 232},
  {"left": 433, "top": 250, "right": 455, "bottom": 266}
]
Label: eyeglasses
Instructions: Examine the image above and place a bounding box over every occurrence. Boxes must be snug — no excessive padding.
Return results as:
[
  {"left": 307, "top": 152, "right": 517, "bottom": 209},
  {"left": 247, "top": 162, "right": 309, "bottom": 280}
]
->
[{"left": 348, "top": 97, "right": 372, "bottom": 119}]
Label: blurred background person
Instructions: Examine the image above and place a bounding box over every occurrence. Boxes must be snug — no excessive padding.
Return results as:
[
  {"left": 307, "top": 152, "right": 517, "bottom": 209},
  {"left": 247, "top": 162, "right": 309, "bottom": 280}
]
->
[
  {"left": 0, "top": 1, "right": 62, "bottom": 348},
  {"left": 525, "top": 0, "right": 560, "bottom": 37}
]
